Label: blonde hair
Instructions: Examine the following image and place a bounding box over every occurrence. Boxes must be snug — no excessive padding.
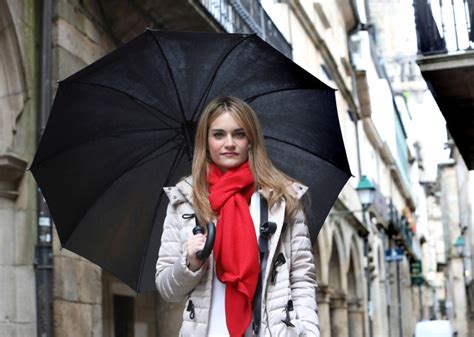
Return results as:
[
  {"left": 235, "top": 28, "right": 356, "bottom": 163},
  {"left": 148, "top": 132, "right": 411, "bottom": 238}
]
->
[{"left": 191, "top": 96, "right": 302, "bottom": 224}]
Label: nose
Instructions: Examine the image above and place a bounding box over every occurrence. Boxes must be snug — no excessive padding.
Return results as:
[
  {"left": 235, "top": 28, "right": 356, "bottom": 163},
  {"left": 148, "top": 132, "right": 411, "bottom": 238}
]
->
[{"left": 224, "top": 134, "right": 235, "bottom": 148}]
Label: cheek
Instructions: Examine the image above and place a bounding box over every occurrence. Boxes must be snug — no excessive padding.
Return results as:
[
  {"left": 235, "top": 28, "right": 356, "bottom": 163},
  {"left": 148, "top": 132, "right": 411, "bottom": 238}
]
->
[
  {"left": 239, "top": 140, "right": 250, "bottom": 157},
  {"left": 207, "top": 138, "right": 220, "bottom": 157}
]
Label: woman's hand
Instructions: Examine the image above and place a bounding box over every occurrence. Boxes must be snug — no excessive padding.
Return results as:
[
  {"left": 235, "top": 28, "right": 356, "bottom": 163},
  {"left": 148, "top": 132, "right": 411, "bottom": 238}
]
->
[{"left": 186, "top": 233, "right": 206, "bottom": 272}]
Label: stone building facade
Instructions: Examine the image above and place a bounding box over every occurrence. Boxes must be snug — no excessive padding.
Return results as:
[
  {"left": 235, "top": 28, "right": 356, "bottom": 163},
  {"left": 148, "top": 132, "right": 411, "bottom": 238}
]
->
[
  {"left": 1, "top": 0, "right": 39, "bottom": 336},
  {"left": 0, "top": 0, "right": 440, "bottom": 336},
  {"left": 436, "top": 147, "right": 472, "bottom": 337}
]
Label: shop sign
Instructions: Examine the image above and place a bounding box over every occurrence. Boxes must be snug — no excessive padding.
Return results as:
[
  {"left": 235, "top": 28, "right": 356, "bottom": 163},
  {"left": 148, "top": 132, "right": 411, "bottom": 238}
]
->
[{"left": 385, "top": 248, "right": 404, "bottom": 262}]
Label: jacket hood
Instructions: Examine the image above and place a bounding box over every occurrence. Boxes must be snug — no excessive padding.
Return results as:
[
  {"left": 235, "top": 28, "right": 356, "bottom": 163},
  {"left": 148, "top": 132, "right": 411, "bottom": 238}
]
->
[{"left": 163, "top": 177, "right": 194, "bottom": 206}]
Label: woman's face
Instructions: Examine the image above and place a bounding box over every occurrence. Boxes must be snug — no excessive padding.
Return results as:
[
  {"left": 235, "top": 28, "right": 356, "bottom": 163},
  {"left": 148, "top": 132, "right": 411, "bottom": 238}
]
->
[{"left": 208, "top": 111, "right": 250, "bottom": 172}]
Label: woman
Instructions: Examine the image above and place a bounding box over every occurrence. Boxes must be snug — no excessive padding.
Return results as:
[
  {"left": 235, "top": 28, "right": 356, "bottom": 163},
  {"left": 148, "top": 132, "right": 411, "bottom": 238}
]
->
[{"left": 155, "top": 96, "right": 319, "bottom": 337}]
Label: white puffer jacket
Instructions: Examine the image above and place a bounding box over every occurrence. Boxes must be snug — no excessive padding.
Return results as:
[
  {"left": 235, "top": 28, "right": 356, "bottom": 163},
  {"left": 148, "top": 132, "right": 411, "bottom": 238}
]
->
[{"left": 155, "top": 177, "right": 320, "bottom": 337}]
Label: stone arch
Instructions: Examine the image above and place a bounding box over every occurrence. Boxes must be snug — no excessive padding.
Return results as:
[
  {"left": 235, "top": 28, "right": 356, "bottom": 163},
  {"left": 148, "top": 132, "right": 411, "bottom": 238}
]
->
[
  {"left": 316, "top": 224, "right": 331, "bottom": 284},
  {"left": 346, "top": 237, "right": 365, "bottom": 337},
  {"left": 313, "top": 235, "right": 323, "bottom": 285},
  {"left": 333, "top": 220, "right": 352, "bottom": 275},
  {"left": 328, "top": 226, "right": 349, "bottom": 337},
  {"left": 372, "top": 239, "right": 387, "bottom": 337},
  {"left": 328, "top": 239, "right": 342, "bottom": 292},
  {"left": 347, "top": 237, "right": 364, "bottom": 300},
  {"left": 328, "top": 226, "right": 346, "bottom": 292},
  {"left": 0, "top": 0, "right": 26, "bottom": 152}
]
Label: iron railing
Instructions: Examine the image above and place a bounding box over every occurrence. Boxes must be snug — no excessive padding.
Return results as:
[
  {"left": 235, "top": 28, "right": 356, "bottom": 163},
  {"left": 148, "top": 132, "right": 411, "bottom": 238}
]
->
[
  {"left": 387, "top": 200, "right": 414, "bottom": 250},
  {"left": 198, "top": 0, "right": 292, "bottom": 58},
  {"left": 414, "top": 0, "right": 474, "bottom": 55},
  {"left": 400, "top": 216, "right": 414, "bottom": 249}
]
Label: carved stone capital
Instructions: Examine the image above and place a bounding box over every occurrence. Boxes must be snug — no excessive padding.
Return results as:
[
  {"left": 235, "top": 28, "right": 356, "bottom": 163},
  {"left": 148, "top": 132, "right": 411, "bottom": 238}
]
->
[
  {"left": 330, "top": 293, "right": 348, "bottom": 310},
  {"left": 316, "top": 284, "right": 333, "bottom": 303},
  {"left": 0, "top": 154, "right": 28, "bottom": 199},
  {"left": 347, "top": 297, "right": 363, "bottom": 312}
]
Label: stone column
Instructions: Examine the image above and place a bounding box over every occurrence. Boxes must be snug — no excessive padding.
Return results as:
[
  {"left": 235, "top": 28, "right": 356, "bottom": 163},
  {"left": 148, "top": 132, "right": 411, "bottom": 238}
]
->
[
  {"left": 451, "top": 257, "right": 468, "bottom": 337},
  {"left": 0, "top": 154, "right": 34, "bottom": 336},
  {"left": 317, "top": 285, "right": 332, "bottom": 337},
  {"left": 347, "top": 299, "right": 364, "bottom": 337},
  {"left": 330, "top": 293, "right": 348, "bottom": 337}
]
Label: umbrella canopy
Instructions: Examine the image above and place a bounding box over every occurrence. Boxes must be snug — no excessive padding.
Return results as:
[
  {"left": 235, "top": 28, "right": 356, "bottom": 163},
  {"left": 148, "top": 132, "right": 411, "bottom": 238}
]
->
[{"left": 30, "top": 29, "right": 352, "bottom": 292}]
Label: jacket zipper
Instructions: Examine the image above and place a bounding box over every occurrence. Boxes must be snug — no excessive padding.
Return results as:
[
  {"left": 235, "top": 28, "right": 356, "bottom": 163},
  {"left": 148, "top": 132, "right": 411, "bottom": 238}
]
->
[{"left": 281, "top": 299, "right": 295, "bottom": 327}]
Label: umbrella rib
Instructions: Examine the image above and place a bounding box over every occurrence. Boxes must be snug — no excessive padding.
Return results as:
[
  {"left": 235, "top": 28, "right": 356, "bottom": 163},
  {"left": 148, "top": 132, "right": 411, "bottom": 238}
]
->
[
  {"left": 190, "top": 34, "right": 254, "bottom": 121},
  {"left": 62, "top": 133, "right": 184, "bottom": 250},
  {"left": 163, "top": 142, "right": 187, "bottom": 188},
  {"left": 67, "top": 80, "right": 182, "bottom": 125},
  {"left": 265, "top": 135, "right": 352, "bottom": 176},
  {"left": 147, "top": 31, "right": 187, "bottom": 123},
  {"left": 132, "top": 97, "right": 181, "bottom": 129},
  {"left": 131, "top": 143, "right": 182, "bottom": 170},
  {"left": 244, "top": 87, "right": 336, "bottom": 104},
  {"left": 135, "top": 142, "right": 187, "bottom": 290}
]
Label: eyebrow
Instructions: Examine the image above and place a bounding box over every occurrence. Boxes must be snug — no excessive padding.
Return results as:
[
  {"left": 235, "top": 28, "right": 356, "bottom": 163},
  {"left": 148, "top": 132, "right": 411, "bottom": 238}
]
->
[{"left": 210, "top": 128, "right": 245, "bottom": 132}]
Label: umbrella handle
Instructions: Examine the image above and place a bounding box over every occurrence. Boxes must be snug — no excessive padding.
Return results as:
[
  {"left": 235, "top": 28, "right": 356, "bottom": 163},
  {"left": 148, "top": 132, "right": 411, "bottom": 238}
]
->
[{"left": 192, "top": 222, "right": 215, "bottom": 260}]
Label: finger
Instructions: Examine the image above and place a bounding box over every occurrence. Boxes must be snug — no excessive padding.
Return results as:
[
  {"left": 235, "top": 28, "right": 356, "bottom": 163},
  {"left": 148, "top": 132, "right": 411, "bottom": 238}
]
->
[
  {"left": 191, "top": 233, "right": 206, "bottom": 240},
  {"left": 190, "top": 234, "right": 206, "bottom": 243},
  {"left": 189, "top": 239, "right": 205, "bottom": 249},
  {"left": 190, "top": 239, "right": 205, "bottom": 249}
]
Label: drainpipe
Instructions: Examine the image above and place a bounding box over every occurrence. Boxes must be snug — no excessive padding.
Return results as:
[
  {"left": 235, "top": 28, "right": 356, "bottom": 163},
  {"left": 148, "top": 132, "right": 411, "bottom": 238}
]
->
[
  {"left": 35, "top": 0, "right": 53, "bottom": 336},
  {"left": 347, "top": 25, "right": 373, "bottom": 337},
  {"left": 347, "top": 1, "right": 377, "bottom": 337}
]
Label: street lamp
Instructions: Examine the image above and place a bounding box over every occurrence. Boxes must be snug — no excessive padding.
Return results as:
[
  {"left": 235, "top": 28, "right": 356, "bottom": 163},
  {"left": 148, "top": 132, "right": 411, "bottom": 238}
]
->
[
  {"left": 356, "top": 175, "right": 376, "bottom": 211},
  {"left": 454, "top": 235, "right": 465, "bottom": 257},
  {"left": 356, "top": 175, "right": 375, "bottom": 337},
  {"left": 330, "top": 175, "right": 376, "bottom": 337},
  {"left": 329, "top": 175, "right": 376, "bottom": 218}
]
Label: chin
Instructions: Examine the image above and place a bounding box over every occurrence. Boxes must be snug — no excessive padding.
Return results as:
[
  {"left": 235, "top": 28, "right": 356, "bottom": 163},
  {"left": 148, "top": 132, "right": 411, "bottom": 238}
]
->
[{"left": 216, "top": 160, "right": 245, "bottom": 171}]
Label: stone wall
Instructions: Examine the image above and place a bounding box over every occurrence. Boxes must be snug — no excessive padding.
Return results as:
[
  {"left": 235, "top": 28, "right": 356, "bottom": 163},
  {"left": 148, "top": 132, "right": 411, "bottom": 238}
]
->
[
  {"left": 0, "top": 0, "right": 39, "bottom": 336},
  {"left": 51, "top": 0, "right": 114, "bottom": 335}
]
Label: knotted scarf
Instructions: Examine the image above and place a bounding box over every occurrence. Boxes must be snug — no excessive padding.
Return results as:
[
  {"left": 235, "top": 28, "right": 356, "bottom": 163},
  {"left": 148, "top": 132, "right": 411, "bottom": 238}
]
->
[{"left": 208, "top": 161, "right": 259, "bottom": 337}]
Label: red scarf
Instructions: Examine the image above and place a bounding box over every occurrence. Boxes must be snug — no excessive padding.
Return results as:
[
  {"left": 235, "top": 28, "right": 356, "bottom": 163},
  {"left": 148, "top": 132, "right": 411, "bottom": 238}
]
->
[{"left": 208, "top": 161, "right": 259, "bottom": 337}]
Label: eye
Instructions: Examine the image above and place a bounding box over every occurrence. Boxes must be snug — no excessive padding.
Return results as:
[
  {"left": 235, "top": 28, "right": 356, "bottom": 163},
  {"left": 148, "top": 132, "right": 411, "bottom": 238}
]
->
[
  {"left": 233, "top": 131, "right": 246, "bottom": 139},
  {"left": 212, "top": 131, "right": 225, "bottom": 139}
]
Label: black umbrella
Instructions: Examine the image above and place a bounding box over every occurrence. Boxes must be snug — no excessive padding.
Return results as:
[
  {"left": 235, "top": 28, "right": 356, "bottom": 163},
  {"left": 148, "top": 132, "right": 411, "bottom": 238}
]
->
[{"left": 30, "top": 29, "right": 351, "bottom": 292}]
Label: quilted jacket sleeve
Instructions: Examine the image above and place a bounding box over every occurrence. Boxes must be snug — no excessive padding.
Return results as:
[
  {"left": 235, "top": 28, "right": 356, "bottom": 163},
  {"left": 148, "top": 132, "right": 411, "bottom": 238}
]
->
[
  {"left": 290, "top": 209, "right": 320, "bottom": 337},
  {"left": 155, "top": 202, "right": 207, "bottom": 302}
]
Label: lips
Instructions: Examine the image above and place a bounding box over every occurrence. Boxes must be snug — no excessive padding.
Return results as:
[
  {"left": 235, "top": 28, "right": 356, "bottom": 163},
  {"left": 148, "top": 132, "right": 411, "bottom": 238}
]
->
[{"left": 221, "top": 152, "right": 238, "bottom": 156}]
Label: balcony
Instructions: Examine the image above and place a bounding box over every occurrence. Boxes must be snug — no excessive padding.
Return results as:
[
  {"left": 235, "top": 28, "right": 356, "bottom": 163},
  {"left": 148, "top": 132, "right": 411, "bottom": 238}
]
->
[
  {"left": 199, "top": 0, "right": 292, "bottom": 58},
  {"left": 414, "top": 0, "right": 474, "bottom": 169},
  {"left": 95, "top": 0, "right": 291, "bottom": 58},
  {"left": 387, "top": 200, "right": 417, "bottom": 258}
]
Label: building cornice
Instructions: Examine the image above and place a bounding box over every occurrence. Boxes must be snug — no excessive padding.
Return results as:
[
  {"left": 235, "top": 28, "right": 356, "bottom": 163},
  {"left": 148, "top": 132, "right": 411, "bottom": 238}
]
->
[
  {"left": 361, "top": 118, "right": 416, "bottom": 211},
  {"left": 291, "top": 0, "right": 358, "bottom": 115}
]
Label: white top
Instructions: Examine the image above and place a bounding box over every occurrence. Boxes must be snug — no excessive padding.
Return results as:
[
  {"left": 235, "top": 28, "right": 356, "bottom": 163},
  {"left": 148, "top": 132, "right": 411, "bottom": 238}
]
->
[{"left": 207, "top": 192, "right": 264, "bottom": 337}]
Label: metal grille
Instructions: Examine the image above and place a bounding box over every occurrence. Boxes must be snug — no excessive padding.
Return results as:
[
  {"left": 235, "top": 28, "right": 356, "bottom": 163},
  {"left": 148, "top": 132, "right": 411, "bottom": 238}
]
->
[
  {"left": 414, "top": 0, "right": 474, "bottom": 55},
  {"left": 198, "top": 0, "right": 292, "bottom": 58}
]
